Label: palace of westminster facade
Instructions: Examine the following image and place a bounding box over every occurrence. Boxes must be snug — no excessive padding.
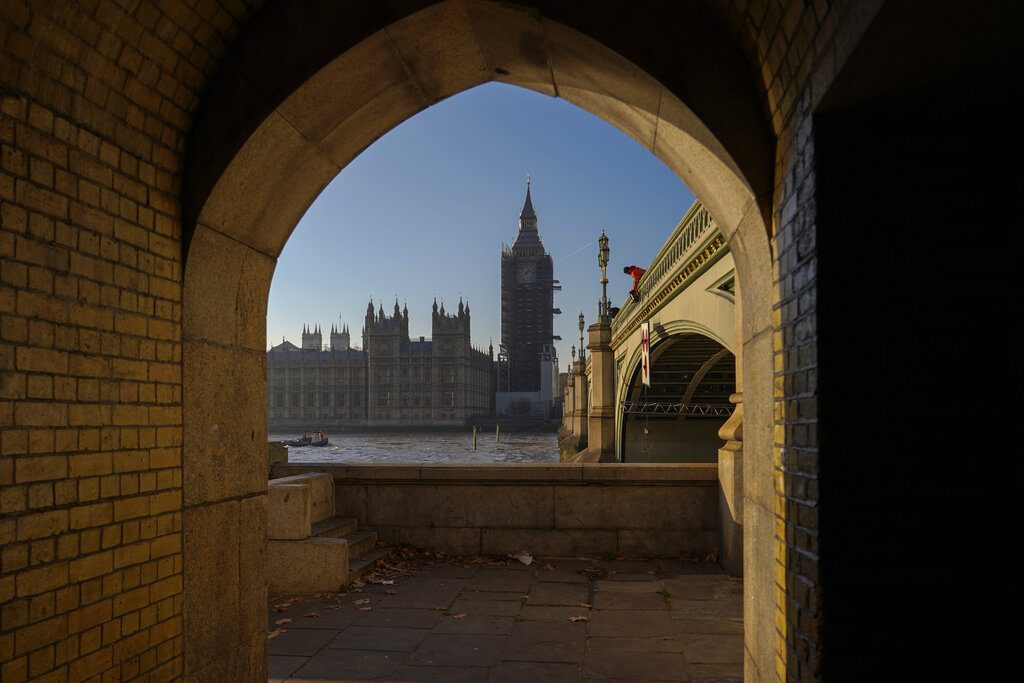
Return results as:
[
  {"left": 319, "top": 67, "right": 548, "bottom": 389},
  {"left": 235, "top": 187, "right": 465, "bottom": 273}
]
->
[
  {"left": 267, "top": 182, "right": 558, "bottom": 428},
  {"left": 267, "top": 298, "right": 496, "bottom": 428}
]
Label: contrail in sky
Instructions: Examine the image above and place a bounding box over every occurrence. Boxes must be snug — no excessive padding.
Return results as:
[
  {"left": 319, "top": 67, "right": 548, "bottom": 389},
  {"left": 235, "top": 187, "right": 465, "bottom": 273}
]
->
[{"left": 556, "top": 242, "right": 592, "bottom": 264}]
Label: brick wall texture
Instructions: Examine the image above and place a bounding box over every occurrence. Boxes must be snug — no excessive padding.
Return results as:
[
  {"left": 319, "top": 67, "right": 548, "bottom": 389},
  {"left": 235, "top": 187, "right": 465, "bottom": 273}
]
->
[{"left": 0, "top": 0, "right": 869, "bottom": 681}]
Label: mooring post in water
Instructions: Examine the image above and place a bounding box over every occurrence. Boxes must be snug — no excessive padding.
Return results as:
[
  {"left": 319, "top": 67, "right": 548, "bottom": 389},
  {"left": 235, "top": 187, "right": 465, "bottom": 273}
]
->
[
  {"left": 472, "top": 425, "right": 477, "bottom": 450},
  {"left": 495, "top": 424, "right": 500, "bottom": 442}
]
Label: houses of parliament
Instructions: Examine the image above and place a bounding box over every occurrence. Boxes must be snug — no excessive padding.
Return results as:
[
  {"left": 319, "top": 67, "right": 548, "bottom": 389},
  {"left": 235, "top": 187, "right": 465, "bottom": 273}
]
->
[{"left": 266, "top": 181, "right": 557, "bottom": 429}]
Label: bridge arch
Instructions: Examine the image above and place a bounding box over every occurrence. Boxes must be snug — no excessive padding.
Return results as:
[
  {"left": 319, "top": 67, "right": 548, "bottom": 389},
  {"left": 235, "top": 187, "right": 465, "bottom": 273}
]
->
[
  {"left": 617, "top": 333, "right": 736, "bottom": 463},
  {"left": 179, "top": 0, "right": 775, "bottom": 679}
]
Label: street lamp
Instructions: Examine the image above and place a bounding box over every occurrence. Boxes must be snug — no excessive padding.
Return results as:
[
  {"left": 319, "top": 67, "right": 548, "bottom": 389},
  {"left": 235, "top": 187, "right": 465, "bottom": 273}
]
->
[
  {"left": 578, "top": 310, "right": 586, "bottom": 361},
  {"left": 571, "top": 345, "right": 576, "bottom": 361},
  {"left": 598, "top": 230, "right": 610, "bottom": 322}
]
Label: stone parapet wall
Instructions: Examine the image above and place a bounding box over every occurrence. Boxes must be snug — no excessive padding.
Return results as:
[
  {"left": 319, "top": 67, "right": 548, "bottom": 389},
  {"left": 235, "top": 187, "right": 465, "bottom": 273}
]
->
[{"left": 270, "top": 463, "right": 719, "bottom": 559}]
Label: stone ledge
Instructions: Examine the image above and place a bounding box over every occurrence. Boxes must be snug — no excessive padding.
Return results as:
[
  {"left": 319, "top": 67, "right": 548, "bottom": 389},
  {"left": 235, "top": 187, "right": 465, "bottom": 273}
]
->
[{"left": 271, "top": 462, "right": 717, "bottom": 485}]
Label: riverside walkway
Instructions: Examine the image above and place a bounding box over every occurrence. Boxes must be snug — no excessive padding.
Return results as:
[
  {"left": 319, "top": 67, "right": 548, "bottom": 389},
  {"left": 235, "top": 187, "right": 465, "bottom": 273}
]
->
[{"left": 267, "top": 554, "right": 743, "bottom": 682}]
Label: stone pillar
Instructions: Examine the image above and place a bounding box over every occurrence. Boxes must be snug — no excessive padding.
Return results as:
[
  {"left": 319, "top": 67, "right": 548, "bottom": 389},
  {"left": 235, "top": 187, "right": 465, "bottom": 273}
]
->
[
  {"left": 572, "top": 360, "right": 588, "bottom": 446},
  {"left": 563, "top": 377, "right": 574, "bottom": 432},
  {"left": 587, "top": 322, "right": 615, "bottom": 461},
  {"left": 717, "top": 392, "right": 744, "bottom": 576}
]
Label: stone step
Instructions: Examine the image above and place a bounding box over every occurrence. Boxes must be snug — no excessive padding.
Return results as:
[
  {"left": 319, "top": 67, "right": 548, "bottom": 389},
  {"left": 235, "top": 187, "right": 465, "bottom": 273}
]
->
[
  {"left": 342, "top": 530, "right": 377, "bottom": 558},
  {"left": 267, "top": 537, "right": 349, "bottom": 593},
  {"left": 268, "top": 472, "right": 335, "bottom": 525},
  {"left": 311, "top": 516, "right": 358, "bottom": 539},
  {"left": 349, "top": 547, "right": 389, "bottom": 583}
]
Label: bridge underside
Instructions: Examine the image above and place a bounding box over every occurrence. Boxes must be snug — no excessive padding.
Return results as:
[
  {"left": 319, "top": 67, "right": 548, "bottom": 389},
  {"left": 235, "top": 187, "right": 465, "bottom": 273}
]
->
[{"left": 621, "top": 334, "right": 736, "bottom": 463}]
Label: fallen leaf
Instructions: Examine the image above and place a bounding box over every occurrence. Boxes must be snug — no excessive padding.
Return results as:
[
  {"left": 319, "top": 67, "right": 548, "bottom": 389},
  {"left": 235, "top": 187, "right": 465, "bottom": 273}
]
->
[
  {"left": 577, "top": 603, "right": 592, "bottom": 609},
  {"left": 451, "top": 613, "right": 467, "bottom": 619},
  {"left": 358, "top": 606, "right": 373, "bottom": 612},
  {"left": 326, "top": 605, "right": 343, "bottom": 610},
  {"left": 542, "top": 563, "right": 556, "bottom": 571},
  {"left": 267, "top": 628, "right": 284, "bottom": 640},
  {"left": 568, "top": 616, "right": 589, "bottom": 622},
  {"left": 353, "top": 598, "right": 371, "bottom": 606},
  {"left": 303, "top": 611, "right": 321, "bottom": 618},
  {"left": 380, "top": 580, "right": 395, "bottom": 585},
  {"left": 384, "top": 589, "right": 398, "bottom": 595},
  {"left": 274, "top": 618, "right": 292, "bottom": 626}
]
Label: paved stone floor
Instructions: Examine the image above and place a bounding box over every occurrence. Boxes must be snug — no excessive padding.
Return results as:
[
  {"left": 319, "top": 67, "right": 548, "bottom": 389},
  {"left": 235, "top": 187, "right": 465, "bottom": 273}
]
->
[{"left": 267, "top": 556, "right": 743, "bottom": 682}]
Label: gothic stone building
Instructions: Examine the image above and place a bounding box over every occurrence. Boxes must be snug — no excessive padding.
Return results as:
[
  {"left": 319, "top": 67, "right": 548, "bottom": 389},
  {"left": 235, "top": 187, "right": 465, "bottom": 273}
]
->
[
  {"left": 267, "top": 298, "right": 494, "bottom": 428},
  {"left": 500, "top": 181, "right": 557, "bottom": 392}
]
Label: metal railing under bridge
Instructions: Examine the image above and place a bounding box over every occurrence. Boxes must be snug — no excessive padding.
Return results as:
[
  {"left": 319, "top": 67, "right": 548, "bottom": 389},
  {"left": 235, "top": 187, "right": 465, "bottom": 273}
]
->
[{"left": 621, "top": 401, "right": 734, "bottom": 417}]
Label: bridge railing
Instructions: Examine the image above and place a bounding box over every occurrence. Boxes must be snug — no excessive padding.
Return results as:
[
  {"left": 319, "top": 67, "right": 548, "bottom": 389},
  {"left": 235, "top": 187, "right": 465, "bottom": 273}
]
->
[{"left": 611, "top": 201, "right": 720, "bottom": 341}]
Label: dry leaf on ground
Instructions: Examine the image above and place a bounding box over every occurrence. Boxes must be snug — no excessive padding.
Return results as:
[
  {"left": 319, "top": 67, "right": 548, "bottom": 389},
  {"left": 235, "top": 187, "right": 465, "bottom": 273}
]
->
[
  {"left": 267, "top": 628, "right": 284, "bottom": 640},
  {"left": 303, "top": 611, "right": 321, "bottom": 618},
  {"left": 358, "top": 606, "right": 373, "bottom": 612},
  {"left": 568, "top": 616, "right": 589, "bottom": 622},
  {"left": 451, "top": 613, "right": 467, "bottom": 619},
  {"left": 274, "top": 618, "right": 292, "bottom": 626},
  {"left": 384, "top": 589, "right": 398, "bottom": 595},
  {"left": 353, "top": 598, "right": 371, "bottom": 606}
]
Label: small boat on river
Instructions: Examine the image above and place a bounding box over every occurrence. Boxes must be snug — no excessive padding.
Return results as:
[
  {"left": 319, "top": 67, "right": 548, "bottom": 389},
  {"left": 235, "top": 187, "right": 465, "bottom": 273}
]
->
[
  {"left": 309, "top": 431, "right": 329, "bottom": 447},
  {"left": 281, "top": 433, "right": 312, "bottom": 447}
]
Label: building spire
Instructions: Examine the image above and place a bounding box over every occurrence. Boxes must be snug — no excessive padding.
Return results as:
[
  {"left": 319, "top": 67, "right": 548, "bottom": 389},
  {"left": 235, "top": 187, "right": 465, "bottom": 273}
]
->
[{"left": 519, "top": 174, "right": 537, "bottom": 230}]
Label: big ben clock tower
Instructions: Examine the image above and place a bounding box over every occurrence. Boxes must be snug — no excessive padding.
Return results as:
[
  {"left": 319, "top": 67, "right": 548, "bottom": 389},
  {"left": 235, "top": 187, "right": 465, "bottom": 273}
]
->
[{"left": 500, "top": 178, "right": 557, "bottom": 393}]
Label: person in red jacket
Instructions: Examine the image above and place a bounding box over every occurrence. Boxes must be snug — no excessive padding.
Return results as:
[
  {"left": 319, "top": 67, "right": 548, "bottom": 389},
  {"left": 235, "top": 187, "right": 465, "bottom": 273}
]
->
[{"left": 623, "top": 265, "right": 646, "bottom": 302}]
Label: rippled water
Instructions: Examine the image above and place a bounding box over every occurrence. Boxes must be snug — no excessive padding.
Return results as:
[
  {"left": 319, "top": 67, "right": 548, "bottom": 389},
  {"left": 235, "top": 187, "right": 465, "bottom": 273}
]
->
[{"left": 269, "top": 431, "right": 559, "bottom": 464}]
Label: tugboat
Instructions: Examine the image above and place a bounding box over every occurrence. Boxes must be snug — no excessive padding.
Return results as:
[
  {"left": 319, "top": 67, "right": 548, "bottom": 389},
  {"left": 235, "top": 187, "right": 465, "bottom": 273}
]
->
[
  {"left": 281, "top": 432, "right": 312, "bottom": 447},
  {"left": 309, "top": 431, "right": 329, "bottom": 447}
]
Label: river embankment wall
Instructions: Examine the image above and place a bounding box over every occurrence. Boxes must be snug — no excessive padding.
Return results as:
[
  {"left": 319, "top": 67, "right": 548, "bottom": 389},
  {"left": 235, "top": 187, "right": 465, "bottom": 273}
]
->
[{"left": 270, "top": 463, "right": 719, "bottom": 558}]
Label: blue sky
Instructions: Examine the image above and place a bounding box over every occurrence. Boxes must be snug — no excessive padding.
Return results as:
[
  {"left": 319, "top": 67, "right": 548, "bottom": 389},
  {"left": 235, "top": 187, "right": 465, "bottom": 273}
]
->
[{"left": 267, "top": 82, "right": 695, "bottom": 366}]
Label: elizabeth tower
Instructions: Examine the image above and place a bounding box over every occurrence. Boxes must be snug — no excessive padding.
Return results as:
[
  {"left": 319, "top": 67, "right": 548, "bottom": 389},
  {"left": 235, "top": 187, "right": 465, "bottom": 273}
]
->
[{"left": 500, "top": 179, "right": 555, "bottom": 392}]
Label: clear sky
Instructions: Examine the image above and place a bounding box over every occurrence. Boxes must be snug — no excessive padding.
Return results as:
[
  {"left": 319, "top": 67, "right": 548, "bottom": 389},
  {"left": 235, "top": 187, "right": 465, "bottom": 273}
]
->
[{"left": 266, "top": 82, "right": 695, "bottom": 367}]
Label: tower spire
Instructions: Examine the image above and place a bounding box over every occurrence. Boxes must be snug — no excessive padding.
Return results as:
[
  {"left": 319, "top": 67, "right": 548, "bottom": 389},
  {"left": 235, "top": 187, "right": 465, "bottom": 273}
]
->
[{"left": 519, "top": 174, "right": 537, "bottom": 230}]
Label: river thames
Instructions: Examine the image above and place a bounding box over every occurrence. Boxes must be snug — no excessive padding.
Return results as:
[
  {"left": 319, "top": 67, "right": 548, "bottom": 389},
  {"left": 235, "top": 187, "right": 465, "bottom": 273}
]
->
[{"left": 268, "top": 431, "right": 559, "bottom": 464}]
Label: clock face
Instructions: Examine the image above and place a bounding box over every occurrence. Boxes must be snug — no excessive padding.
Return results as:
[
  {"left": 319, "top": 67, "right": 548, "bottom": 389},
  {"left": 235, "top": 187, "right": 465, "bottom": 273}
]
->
[{"left": 517, "top": 262, "right": 537, "bottom": 283}]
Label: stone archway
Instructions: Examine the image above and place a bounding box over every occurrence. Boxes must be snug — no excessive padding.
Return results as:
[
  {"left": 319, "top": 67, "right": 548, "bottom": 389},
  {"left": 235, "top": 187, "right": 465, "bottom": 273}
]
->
[{"left": 180, "top": 1, "right": 775, "bottom": 679}]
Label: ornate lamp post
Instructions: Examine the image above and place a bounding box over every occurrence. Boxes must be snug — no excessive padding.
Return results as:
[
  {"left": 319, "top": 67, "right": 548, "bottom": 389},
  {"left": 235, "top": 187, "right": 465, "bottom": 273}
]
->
[
  {"left": 578, "top": 311, "right": 586, "bottom": 361},
  {"left": 598, "top": 230, "right": 610, "bottom": 322},
  {"left": 571, "top": 345, "right": 576, "bottom": 362}
]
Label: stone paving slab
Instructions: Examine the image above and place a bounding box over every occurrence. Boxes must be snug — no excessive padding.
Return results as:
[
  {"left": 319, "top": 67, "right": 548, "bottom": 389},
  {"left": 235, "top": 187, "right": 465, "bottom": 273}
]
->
[
  {"left": 268, "top": 655, "right": 306, "bottom": 682},
  {"left": 519, "top": 605, "right": 591, "bottom": 621},
  {"left": 506, "top": 620, "right": 587, "bottom": 663},
  {"left": 458, "top": 590, "right": 526, "bottom": 601},
  {"left": 393, "top": 665, "right": 491, "bottom": 682},
  {"left": 587, "top": 636, "right": 685, "bottom": 653},
  {"left": 524, "top": 581, "right": 590, "bottom": 606},
  {"left": 584, "top": 649, "right": 690, "bottom": 680},
  {"left": 588, "top": 609, "right": 676, "bottom": 638},
  {"left": 593, "top": 591, "right": 669, "bottom": 610},
  {"left": 268, "top": 627, "right": 340, "bottom": 657},
  {"left": 328, "top": 625, "right": 428, "bottom": 652},
  {"left": 494, "top": 661, "right": 582, "bottom": 682},
  {"left": 407, "top": 633, "right": 508, "bottom": 667},
  {"left": 433, "top": 614, "right": 516, "bottom": 635},
  {"left": 268, "top": 555, "right": 743, "bottom": 682},
  {"left": 353, "top": 607, "right": 443, "bottom": 629},
  {"left": 448, "top": 598, "right": 523, "bottom": 616},
  {"left": 290, "top": 649, "right": 404, "bottom": 680}
]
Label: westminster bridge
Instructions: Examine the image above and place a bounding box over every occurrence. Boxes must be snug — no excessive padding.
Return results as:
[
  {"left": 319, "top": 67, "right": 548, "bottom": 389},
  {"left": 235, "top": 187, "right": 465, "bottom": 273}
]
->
[{"left": 560, "top": 200, "right": 743, "bottom": 571}]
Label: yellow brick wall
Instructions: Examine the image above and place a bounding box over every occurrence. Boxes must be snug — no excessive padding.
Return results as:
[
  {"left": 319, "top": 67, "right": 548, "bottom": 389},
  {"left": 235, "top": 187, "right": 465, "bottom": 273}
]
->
[{"left": 0, "top": 0, "right": 253, "bottom": 676}]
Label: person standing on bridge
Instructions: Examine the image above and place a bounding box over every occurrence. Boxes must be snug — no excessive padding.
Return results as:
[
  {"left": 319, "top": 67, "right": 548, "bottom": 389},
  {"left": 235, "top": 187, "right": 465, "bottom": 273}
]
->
[{"left": 624, "top": 265, "right": 646, "bottom": 302}]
